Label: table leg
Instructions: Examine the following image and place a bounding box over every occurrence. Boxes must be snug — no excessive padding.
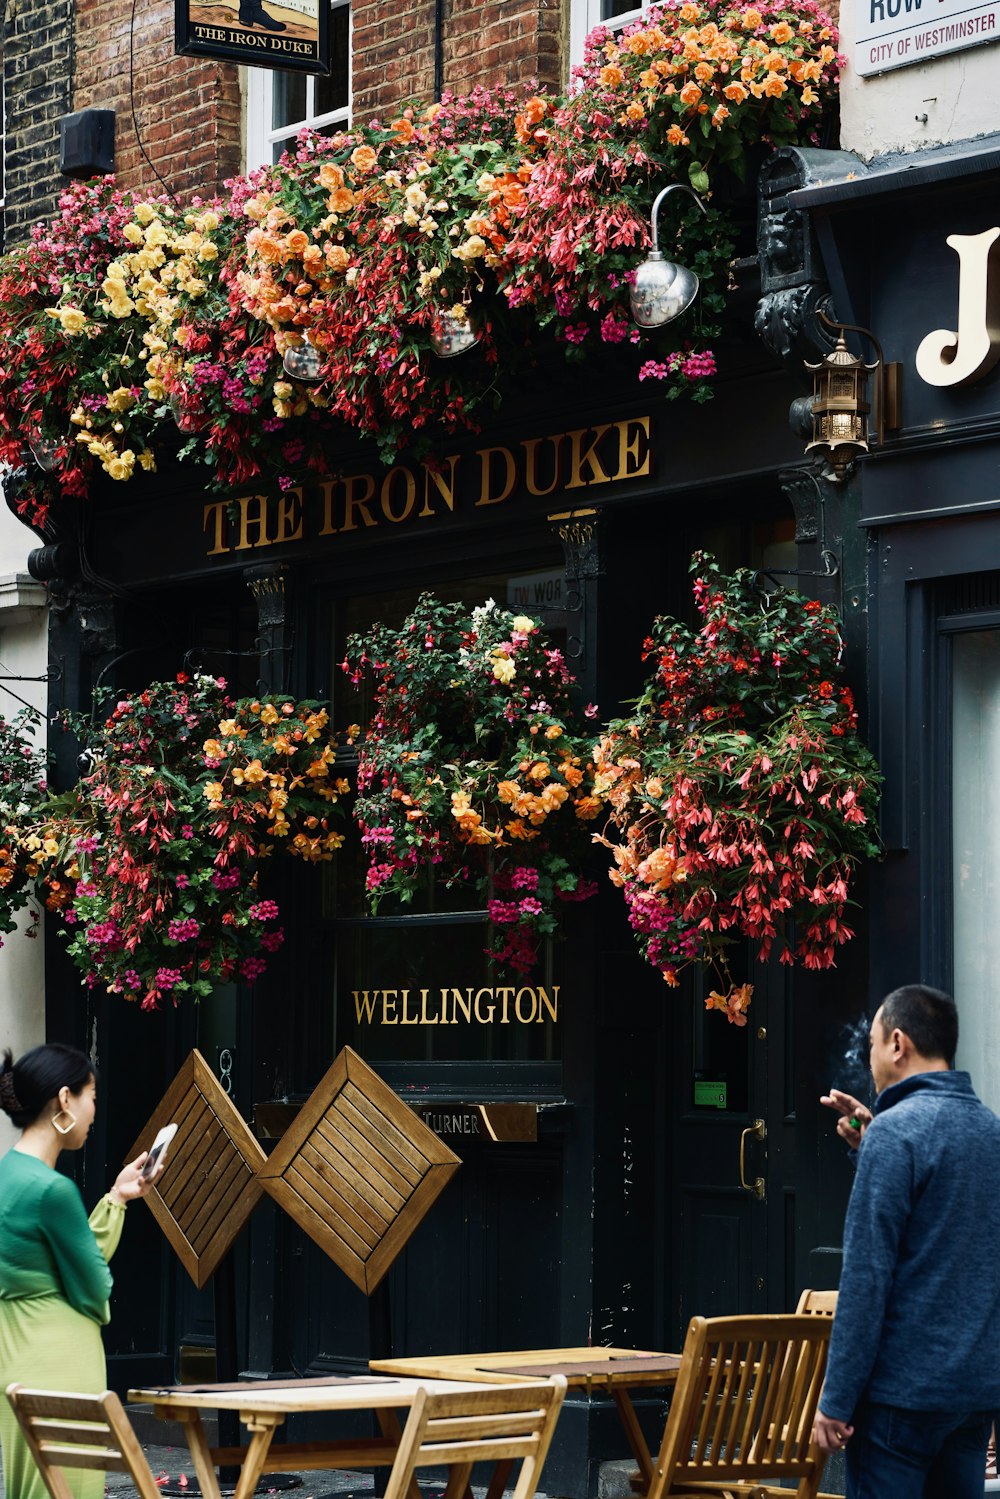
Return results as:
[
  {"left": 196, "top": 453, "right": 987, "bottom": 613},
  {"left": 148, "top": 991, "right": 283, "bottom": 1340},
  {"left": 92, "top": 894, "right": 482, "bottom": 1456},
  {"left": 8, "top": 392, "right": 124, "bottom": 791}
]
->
[
  {"left": 483, "top": 1457, "right": 514, "bottom": 1499},
  {"left": 232, "top": 1418, "right": 283, "bottom": 1499},
  {"left": 610, "top": 1388, "right": 655, "bottom": 1492},
  {"left": 375, "top": 1408, "right": 423, "bottom": 1499},
  {"left": 170, "top": 1408, "right": 225, "bottom": 1499}
]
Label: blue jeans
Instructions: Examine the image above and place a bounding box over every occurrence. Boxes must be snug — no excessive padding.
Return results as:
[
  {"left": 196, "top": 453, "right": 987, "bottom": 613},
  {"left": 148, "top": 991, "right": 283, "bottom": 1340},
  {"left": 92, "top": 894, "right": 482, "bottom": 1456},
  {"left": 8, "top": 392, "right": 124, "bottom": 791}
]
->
[{"left": 846, "top": 1398, "right": 994, "bottom": 1499}]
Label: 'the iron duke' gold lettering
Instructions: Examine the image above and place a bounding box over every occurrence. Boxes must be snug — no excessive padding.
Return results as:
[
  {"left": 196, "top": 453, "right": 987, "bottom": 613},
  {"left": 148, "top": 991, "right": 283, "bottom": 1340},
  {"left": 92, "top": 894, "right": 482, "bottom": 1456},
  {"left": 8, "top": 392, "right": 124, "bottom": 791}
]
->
[{"left": 203, "top": 419, "right": 652, "bottom": 556}]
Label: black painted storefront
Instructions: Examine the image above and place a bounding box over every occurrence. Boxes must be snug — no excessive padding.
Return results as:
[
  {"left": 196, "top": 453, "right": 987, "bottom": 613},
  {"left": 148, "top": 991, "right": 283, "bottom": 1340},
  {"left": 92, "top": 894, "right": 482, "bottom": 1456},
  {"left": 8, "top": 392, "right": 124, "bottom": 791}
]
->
[{"left": 33, "top": 309, "right": 873, "bottom": 1494}]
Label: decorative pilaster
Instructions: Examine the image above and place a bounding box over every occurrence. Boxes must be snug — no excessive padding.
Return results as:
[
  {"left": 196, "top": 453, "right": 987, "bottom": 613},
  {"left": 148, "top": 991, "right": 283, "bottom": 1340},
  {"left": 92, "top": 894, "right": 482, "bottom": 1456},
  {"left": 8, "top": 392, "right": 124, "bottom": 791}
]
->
[{"left": 550, "top": 506, "right": 603, "bottom": 688}]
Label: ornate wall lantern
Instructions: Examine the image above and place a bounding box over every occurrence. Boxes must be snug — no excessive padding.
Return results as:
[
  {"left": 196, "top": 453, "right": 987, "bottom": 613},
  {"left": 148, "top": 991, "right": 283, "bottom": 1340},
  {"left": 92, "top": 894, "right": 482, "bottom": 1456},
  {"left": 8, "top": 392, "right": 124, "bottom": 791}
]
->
[
  {"left": 630, "top": 183, "right": 707, "bottom": 328},
  {"left": 804, "top": 312, "right": 902, "bottom": 479}
]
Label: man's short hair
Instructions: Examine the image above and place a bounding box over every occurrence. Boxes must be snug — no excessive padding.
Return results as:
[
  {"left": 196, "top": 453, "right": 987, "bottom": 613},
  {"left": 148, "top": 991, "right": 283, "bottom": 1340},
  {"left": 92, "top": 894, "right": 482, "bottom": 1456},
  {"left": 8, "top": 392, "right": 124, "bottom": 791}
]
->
[{"left": 879, "top": 984, "right": 958, "bottom": 1064}]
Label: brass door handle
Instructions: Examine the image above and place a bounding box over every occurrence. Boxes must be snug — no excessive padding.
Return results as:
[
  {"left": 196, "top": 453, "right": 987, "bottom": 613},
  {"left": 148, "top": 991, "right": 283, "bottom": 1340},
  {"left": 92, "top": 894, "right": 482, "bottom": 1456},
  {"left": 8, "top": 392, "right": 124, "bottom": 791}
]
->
[{"left": 740, "top": 1118, "right": 766, "bottom": 1200}]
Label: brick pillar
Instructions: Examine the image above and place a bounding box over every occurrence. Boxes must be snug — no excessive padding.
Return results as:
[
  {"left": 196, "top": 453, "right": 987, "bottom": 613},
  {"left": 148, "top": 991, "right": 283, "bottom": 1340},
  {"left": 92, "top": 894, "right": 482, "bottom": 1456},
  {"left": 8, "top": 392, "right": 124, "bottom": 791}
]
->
[{"left": 3, "top": 0, "right": 74, "bottom": 245}]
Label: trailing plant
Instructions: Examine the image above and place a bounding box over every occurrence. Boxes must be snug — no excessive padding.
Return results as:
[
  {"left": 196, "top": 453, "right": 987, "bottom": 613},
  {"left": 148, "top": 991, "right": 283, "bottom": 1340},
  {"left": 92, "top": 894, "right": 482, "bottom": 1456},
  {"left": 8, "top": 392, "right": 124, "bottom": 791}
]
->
[
  {"left": 343, "top": 593, "right": 603, "bottom": 974},
  {"left": 593, "top": 554, "right": 881, "bottom": 1021},
  {"left": 0, "top": 706, "right": 57, "bottom": 940},
  {"left": 0, "top": 3, "right": 841, "bottom": 526},
  {"left": 61, "top": 676, "right": 348, "bottom": 1008}
]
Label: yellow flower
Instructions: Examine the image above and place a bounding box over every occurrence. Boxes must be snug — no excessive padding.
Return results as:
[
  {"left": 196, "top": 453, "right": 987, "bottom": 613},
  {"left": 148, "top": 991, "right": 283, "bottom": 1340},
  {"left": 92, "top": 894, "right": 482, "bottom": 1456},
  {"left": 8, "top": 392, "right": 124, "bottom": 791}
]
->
[
  {"left": 491, "top": 656, "right": 516, "bottom": 684},
  {"left": 233, "top": 759, "right": 266, "bottom": 785},
  {"left": 452, "top": 235, "right": 487, "bottom": 262},
  {"left": 104, "top": 450, "right": 136, "bottom": 481},
  {"left": 123, "top": 223, "right": 145, "bottom": 245},
  {"left": 106, "top": 387, "right": 137, "bottom": 413},
  {"left": 259, "top": 703, "right": 280, "bottom": 725},
  {"left": 204, "top": 781, "right": 224, "bottom": 804},
  {"left": 511, "top": 615, "right": 535, "bottom": 633},
  {"left": 203, "top": 739, "right": 224, "bottom": 760},
  {"left": 134, "top": 203, "right": 157, "bottom": 224},
  {"left": 138, "top": 449, "right": 156, "bottom": 472},
  {"left": 46, "top": 305, "right": 87, "bottom": 334}
]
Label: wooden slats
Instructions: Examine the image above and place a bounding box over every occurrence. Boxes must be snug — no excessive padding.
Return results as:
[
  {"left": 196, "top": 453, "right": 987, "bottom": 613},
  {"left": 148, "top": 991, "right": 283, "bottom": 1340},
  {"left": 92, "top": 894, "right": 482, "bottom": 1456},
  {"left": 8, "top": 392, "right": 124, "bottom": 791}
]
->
[
  {"left": 126, "top": 1050, "right": 266, "bottom": 1289},
  {"left": 6, "top": 1387, "right": 165, "bottom": 1499},
  {"left": 382, "top": 1380, "right": 566, "bottom": 1499},
  {"left": 648, "top": 1314, "right": 832, "bottom": 1499},
  {"left": 259, "top": 1046, "right": 460, "bottom": 1294}
]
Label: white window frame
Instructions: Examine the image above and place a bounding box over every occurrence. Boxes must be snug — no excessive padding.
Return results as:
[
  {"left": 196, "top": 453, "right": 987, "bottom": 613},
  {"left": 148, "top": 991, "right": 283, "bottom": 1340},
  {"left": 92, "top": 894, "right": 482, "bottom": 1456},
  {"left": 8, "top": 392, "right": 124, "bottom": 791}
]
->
[
  {"left": 244, "top": 0, "right": 352, "bottom": 173},
  {"left": 569, "top": 0, "right": 648, "bottom": 75}
]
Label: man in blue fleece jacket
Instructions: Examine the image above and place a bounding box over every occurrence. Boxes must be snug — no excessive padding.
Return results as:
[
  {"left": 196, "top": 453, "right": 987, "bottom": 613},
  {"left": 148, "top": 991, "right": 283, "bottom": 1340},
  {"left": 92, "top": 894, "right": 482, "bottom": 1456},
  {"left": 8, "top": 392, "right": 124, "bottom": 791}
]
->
[{"left": 812, "top": 983, "right": 1000, "bottom": 1498}]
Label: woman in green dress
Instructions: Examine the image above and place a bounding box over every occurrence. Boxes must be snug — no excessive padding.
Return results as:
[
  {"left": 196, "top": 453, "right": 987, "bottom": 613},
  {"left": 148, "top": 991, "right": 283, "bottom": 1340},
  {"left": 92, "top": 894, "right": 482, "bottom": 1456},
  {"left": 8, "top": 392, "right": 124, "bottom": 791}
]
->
[{"left": 0, "top": 1043, "right": 165, "bottom": 1499}]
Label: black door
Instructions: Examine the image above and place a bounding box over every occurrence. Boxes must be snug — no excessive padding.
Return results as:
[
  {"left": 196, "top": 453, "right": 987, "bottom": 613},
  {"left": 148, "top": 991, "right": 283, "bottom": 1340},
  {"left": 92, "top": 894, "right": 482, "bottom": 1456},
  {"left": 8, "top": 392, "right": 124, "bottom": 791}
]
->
[{"left": 668, "top": 952, "right": 795, "bottom": 1342}]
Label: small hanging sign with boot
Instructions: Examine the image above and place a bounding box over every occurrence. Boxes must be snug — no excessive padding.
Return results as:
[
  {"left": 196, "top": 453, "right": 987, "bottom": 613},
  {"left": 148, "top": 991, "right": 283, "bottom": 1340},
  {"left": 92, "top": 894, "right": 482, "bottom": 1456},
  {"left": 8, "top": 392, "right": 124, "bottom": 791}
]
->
[{"left": 175, "top": 0, "right": 331, "bottom": 75}]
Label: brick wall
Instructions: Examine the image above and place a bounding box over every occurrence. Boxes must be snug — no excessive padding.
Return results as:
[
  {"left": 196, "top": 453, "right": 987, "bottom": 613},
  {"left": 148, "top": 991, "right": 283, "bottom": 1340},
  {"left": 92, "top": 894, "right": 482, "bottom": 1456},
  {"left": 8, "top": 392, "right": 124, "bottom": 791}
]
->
[
  {"left": 352, "top": 0, "right": 566, "bottom": 120},
  {"left": 4, "top": 0, "right": 569, "bottom": 241},
  {"left": 3, "top": 0, "right": 73, "bottom": 245},
  {"left": 73, "top": 0, "right": 242, "bottom": 201}
]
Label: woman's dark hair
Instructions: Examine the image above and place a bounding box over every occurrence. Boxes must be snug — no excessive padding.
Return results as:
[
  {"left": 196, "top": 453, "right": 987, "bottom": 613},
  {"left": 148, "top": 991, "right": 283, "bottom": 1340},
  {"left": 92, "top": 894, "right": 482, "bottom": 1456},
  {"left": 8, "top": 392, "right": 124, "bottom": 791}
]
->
[{"left": 0, "top": 1044, "right": 96, "bottom": 1130}]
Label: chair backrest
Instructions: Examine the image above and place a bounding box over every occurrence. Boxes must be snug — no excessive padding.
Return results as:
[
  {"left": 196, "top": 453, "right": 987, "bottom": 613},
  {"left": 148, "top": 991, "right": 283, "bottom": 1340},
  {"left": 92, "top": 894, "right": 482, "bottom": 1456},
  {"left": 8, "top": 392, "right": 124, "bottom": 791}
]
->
[
  {"left": 382, "top": 1377, "right": 567, "bottom": 1499},
  {"left": 648, "top": 1314, "right": 832, "bottom": 1499},
  {"left": 5, "top": 1385, "right": 163, "bottom": 1499},
  {"left": 795, "top": 1288, "right": 838, "bottom": 1317}
]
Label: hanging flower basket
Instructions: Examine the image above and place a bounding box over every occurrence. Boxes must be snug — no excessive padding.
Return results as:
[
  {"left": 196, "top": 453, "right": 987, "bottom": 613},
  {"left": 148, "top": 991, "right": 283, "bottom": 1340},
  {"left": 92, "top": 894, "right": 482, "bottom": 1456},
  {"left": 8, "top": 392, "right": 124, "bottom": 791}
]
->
[
  {"left": 0, "top": 677, "right": 349, "bottom": 1008},
  {"left": 0, "top": 0, "right": 841, "bottom": 528},
  {"left": 593, "top": 555, "right": 881, "bottom": 1021},
  {"left": 343, "top": 594, "right": 604, "bottom": 975}
]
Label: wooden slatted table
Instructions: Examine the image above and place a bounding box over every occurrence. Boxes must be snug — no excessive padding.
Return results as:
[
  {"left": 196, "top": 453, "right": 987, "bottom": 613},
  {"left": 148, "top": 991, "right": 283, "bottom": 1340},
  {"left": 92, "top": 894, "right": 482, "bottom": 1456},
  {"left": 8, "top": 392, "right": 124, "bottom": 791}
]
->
[
  {"left": 127, "top": 1050, "right": 266, "bottom": 1289},
  {"left": 128, "top": 1375, "right": 491, "bottom": 1499},
  {"left": 369, "top": 1347, "right": 682, "bottom": 1493},
  {"left": 258, "top": 1047, "right": 460, "bottom": 1292}
]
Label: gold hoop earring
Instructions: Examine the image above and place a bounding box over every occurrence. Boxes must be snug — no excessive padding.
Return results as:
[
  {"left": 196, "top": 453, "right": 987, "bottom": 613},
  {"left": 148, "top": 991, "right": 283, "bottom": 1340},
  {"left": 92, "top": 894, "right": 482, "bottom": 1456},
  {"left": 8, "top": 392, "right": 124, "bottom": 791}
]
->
[{"left": 51, "top": 1109, "right": 77, "bottom": 1136}]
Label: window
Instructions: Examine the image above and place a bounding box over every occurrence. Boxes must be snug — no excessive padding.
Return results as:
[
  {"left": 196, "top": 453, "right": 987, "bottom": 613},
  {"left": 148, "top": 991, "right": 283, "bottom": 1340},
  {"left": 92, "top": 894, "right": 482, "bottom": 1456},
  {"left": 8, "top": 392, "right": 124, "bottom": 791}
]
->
[
  {"left": 323, "top": 564, "right": 569, "bottom": 1073},
  {"left": 245, "top": 0, "right": 351, "bottom": 171},
  {"left": 569, "top": 0, "right": 648, "bottom": 73},
  {"left": 951, "top": 627, "right": 1000, "bottom": 1115}
]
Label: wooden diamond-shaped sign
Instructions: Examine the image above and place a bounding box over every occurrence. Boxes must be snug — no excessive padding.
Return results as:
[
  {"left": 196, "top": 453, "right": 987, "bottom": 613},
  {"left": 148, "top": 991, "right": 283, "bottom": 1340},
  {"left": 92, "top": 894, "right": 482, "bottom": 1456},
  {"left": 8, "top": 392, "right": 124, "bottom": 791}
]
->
[
  {"left": 127, "top": 1049, "right": 266, "bottom": 1290},
  {"left": 258, "top": 1046, "right": 460, "bottom": 1294}
]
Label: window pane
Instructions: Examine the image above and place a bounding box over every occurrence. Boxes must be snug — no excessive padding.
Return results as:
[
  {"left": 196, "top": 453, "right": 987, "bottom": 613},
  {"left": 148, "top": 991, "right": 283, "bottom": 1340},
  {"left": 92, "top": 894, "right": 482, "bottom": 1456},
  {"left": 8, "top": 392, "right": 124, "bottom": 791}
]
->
[
  {"left": 602, "top": 0, "right": 642, "bottom": 16},
  {"left": 953, "top": 629, "right": 1000, "bottom": 1114},
  {"left": 333, "top": 922, "right": 560, "bottom": 1062},
  {"left": 315, "top": 4, "right": 350, "bottom": 116},
  {"left": 272, "top": 71, "right": 307, "bottom": 130}
]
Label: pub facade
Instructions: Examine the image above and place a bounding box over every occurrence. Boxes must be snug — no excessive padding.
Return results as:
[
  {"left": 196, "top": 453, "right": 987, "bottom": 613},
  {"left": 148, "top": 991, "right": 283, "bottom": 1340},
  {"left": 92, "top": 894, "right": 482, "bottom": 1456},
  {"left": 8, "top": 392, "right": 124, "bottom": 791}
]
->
[{"left": 10, "top": 0, "right": 1000, "bottom": 1490}]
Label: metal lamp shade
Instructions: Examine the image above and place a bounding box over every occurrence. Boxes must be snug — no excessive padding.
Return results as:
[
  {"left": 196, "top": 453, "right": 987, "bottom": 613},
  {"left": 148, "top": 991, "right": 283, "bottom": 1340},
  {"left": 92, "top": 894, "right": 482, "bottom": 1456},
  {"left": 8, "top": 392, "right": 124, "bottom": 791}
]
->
[
  {"left": 28, "top": 436, "right": 62, "bottom": 472},
  {"left": 629, "top": 252, "right": 700, "bottom": 328},
  {"left": 282, "top": 333, "right": 324, "bottom": 382},
  {"left": 429, "top": 308, "right": 480, "bottom": 358}
]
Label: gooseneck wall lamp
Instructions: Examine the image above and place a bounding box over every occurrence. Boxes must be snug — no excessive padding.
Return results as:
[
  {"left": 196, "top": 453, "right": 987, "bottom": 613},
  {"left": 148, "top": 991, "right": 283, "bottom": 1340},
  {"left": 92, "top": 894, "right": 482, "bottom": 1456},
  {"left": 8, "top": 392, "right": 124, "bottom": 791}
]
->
[
  {"left": 804, "top": 311, "right": 903, "bottom": 479},
  {"left": 629, "top": 183, "right": 707, "bottom": 328}
]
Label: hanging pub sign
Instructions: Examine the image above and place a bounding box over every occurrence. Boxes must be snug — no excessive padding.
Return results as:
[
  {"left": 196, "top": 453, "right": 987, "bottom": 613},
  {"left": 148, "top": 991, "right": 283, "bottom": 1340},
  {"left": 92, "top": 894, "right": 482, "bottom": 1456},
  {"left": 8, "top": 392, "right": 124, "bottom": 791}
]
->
[{"left": 175, "top": 0, "right": 330, "bottom": 74}]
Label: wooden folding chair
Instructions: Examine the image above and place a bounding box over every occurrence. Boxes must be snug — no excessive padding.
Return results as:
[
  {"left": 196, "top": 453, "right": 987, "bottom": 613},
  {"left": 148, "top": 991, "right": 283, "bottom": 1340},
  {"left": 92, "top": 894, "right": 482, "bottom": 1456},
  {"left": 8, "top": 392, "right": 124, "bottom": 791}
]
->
[
  {"left": 646, "top": 1313, "right": 832, "bottom": 1499},
  {"left": 5, "top": 1385, "right": 163, "bottom": 1499},
  {"left": 381, "top": 1377, "right": 567, "bottom": 1499},
  {"left": 795, "top": 1289, "right": 838, "bottom": 1317}
]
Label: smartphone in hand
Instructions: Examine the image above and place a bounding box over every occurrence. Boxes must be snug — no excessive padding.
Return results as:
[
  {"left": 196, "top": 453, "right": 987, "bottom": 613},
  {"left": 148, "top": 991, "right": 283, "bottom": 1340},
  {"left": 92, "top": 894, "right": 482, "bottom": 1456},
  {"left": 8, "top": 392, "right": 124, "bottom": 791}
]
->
[{"left": 141, "top": 1123, "right": 177, "bottom": 1180}]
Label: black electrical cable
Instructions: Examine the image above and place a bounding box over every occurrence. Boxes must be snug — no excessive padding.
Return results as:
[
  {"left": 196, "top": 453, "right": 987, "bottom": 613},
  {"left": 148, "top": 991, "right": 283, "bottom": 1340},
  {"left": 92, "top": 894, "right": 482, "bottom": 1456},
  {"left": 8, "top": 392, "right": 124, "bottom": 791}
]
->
[{"left": 129, "top": 0, "right": 177, "bottom": 200}]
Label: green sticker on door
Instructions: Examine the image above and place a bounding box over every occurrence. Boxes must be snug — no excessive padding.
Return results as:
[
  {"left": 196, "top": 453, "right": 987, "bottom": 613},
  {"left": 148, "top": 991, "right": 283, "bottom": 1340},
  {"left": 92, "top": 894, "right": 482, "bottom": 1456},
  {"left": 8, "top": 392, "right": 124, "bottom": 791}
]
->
[{"left": 694, "top": 1079, "right": 727, "bottom": 1109}]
